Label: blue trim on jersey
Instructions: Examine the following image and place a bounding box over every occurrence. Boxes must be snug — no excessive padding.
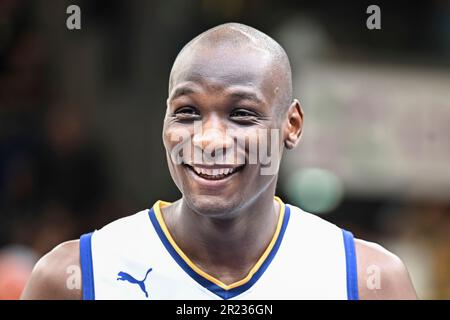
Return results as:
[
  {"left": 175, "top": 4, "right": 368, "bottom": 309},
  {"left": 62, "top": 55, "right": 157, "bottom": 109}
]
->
[
  {"left": 80, "top": 232, "right": 95, "bottom": 300},
  {"left": 148, "top": 205, "right": 291, "bottom": 300},
  {"left": 342, "top": 229, "right": 359, "bottom": 300}
]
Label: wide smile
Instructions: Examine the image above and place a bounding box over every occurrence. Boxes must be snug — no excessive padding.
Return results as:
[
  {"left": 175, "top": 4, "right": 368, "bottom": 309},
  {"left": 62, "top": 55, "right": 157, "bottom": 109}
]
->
[{"left": 183, "top": 163, "right": 244, "bottom": 181}]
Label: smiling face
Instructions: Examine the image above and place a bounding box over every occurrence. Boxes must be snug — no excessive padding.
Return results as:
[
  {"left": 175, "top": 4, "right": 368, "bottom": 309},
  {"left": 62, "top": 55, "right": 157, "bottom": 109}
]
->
[{"left": 162, "top": 24, "right": 302, "bottom": 218}]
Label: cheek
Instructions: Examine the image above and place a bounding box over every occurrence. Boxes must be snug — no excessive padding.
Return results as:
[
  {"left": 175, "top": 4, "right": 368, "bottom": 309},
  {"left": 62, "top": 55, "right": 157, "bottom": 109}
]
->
[
  {"left": 162, "top": 125, "right": 175, "bottom": 151},
  {"left": 163, "top": 125, "right": 192, "bottom": 154},
  {"left": 234, "top": 128, "right": 279, "bottom": 158},
  {"left": 164, "top": 147, "right": 186, "bottom": 192},
  {"left": 232, "top": 127, "right": 258, "bottom": 146}
]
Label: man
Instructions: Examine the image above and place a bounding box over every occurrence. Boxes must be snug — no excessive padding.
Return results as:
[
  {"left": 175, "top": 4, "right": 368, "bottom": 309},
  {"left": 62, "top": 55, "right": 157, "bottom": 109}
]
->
[{"left": 21, "top": 23, "right": 417, "bottom": 300}]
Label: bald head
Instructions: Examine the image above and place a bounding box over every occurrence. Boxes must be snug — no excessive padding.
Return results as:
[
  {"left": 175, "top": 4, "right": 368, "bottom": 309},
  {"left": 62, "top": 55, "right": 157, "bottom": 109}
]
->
[{"left": 168, "top": 23, "right": 293, "bottom": 114}]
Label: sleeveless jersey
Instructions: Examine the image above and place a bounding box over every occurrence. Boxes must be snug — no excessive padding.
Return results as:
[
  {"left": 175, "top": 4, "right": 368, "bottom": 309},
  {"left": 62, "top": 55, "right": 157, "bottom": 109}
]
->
[{"left": 79, "top": 197, "right": 358, "bottom": 300}]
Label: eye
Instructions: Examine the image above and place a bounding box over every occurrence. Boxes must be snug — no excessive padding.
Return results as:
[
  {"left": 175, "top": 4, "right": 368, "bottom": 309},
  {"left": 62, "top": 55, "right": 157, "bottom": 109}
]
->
[
  {"left": 173, "top": 106, "right": 201, "bottom": 120},
  {"left": 230, "top": 108, "right": 258, "bottom": 120}
]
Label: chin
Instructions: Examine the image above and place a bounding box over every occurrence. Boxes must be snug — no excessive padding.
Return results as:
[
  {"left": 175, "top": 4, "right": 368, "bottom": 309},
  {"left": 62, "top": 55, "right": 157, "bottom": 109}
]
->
[{"left": 184, "top": 193, "right": 245, "bottom": 219}]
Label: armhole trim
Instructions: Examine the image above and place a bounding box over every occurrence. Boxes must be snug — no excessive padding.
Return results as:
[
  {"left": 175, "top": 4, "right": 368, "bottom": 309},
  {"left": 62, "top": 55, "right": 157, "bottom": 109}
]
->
[
  {"left": 342, "top": 229, "right": 359, "bottom": 300},
  {"left": 80, "top": 232, "right": 95, "bottom": 300}
]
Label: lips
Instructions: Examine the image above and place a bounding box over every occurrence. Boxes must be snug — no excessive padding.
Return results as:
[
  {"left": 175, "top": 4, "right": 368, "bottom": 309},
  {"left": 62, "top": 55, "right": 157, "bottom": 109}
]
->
[{"left": 183, "top": 164, "right": 244, "bottom": 180}]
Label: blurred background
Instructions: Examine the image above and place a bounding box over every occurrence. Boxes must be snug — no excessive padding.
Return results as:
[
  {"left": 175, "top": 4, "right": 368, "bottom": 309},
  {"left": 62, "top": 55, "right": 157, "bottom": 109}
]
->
[{"left": 0, "top": 0, "right": 449, "bottom": 299}]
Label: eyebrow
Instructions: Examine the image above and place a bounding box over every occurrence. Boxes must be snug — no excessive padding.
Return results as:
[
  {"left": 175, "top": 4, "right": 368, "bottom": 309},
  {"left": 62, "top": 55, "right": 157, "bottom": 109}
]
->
[
  {"left": 228, "top": 91, "right": 263, "bottom": 104},
  {"left": 169, "top": 86, "right": 197, "bottom": 101}
]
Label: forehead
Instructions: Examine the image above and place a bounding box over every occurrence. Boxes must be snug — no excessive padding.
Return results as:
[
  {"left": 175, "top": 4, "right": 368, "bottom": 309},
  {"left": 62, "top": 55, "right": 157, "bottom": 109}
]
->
[{"left": 170, "top": 45, "right": 279, "bottom": 100}]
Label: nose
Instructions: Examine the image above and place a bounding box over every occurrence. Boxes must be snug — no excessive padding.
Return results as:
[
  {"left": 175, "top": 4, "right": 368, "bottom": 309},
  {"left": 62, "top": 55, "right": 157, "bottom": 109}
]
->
[{"left": 192, "top": 114, "right": 234, "bottom": 157}]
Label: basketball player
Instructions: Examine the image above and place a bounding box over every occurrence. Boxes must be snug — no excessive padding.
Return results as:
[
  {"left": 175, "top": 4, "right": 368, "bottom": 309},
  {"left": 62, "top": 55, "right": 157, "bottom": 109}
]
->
[{"left": 21, "top": 23, "right": 417, "bottom": 300}]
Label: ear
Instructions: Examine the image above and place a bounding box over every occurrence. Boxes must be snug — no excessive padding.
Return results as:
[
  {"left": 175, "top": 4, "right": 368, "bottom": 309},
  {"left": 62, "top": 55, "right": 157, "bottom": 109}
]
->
[{"left": 283, "top": 99, "right": 304, "bottom": 150}]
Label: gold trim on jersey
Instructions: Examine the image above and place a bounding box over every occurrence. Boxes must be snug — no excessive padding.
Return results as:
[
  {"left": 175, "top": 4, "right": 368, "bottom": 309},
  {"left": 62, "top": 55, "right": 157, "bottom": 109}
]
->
[{"left": 152, "top": 196, "right": 285, "bottom": 291}]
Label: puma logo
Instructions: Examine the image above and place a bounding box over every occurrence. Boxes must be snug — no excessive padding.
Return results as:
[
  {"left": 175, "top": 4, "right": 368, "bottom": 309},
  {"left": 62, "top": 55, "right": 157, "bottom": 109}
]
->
[{"left": 117, "top": 267, "right": 153, "bottom": 298}]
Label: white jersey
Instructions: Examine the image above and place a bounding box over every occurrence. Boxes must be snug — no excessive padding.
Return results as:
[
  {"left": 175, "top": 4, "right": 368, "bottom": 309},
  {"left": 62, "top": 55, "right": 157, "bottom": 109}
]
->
[{"left": 80, "top": 197, "right": 358, "bottom": 300}]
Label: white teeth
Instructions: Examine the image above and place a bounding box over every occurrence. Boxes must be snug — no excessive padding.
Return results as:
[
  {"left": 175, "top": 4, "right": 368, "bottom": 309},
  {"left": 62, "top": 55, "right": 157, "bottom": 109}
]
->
[{"left": 190, "top": 166, "right": 237, "bottom": 177}]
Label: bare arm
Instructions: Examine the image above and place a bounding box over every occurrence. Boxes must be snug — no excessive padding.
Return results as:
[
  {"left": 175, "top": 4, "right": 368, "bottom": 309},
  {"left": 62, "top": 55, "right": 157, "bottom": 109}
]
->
[
  {"left": 355, "top": 238, "right": 418, "bottom": 300},
  {"left": 21, "top": 240, "right": 82, "bottom": 300}
]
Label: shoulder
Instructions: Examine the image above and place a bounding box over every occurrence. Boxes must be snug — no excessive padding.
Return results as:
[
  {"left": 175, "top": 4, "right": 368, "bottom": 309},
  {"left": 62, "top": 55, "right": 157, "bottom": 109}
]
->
[
  {"left": 21, "top": 240, "right": 81, "bottom": 300},
  {"left": 354, "top": 238, "right": 418, "bottom": 300}
]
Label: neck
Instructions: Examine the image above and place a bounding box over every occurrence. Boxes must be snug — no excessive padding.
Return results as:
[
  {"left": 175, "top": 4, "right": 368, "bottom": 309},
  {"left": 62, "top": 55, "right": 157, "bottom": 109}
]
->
[{"left": 160, "top": 187, "right": 281, "bottom": 284}]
